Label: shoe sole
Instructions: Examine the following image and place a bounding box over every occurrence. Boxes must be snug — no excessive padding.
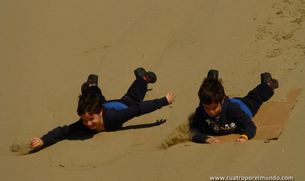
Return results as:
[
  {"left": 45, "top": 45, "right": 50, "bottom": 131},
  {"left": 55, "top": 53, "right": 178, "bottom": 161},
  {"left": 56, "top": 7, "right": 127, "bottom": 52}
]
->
[
  {"left": 147, "top": 71, "right": 157, "bottom": 83},
  {"left": 81, "top": 74, "right": 98, "bottom": 95},
  {"left": 134, "top": 67, "right": 147, "bottom": 78},
  {"left": 271, "top": 79, "right": 279, "bottom": 89},
  {"left": 88, "top": 74, "right": 98, "bottom": 85},
  {"left": 207, "top": 69, "right": 219, "bottom": 79},
  {"left": 261, "top": 72, "right": 272, "bottom": 84}
]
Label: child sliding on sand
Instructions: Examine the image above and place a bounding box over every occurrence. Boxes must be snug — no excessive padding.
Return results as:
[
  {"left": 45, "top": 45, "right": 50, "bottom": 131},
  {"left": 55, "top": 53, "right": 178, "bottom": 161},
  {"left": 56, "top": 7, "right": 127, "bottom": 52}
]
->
[
  {"left": 190, "top": 70, "right": 278, "bottom": 144},
  {"left": 30, "top": 68, "right": 176, "bottom": 149}
]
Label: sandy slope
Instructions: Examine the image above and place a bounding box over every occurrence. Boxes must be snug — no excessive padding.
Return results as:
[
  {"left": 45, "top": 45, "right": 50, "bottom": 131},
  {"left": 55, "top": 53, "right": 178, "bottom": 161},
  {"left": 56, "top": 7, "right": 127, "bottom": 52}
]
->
[{"left": 1, "top": 0, "right": 304, "bottom": 180}]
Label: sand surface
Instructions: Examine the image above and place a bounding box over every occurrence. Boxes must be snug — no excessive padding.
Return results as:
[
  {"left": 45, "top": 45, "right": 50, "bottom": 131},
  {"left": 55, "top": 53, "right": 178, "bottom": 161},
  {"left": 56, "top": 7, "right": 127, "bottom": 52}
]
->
[{"left": 1, "top": 0, "right": 305, "bottom": 180}]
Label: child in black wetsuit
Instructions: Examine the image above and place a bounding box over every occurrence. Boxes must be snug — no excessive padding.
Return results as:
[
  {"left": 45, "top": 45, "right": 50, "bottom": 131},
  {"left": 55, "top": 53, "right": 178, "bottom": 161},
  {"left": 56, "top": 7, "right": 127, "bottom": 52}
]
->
[
  {"left": 30, "top": 68, "right": 176, "bottom": 149},
  {"left": 190, "top": 70, "right": 278, "bottom": 144}
]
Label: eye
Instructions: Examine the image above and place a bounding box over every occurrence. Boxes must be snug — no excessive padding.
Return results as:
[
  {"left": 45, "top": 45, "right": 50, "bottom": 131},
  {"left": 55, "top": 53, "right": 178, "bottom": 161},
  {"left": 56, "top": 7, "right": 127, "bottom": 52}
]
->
[{"left": 82, "top": 120, "right": 88, "bottom": 125}]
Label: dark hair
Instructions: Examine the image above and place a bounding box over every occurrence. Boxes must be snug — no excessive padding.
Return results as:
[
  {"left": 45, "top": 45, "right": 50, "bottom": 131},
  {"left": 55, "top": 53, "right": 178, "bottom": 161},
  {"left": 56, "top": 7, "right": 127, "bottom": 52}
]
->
[
  {"left": 198, "top": 77, "right": 225, "bottom": 105},
  {"left": 77, "top": 93, "right": 105, "bottom": 116}
]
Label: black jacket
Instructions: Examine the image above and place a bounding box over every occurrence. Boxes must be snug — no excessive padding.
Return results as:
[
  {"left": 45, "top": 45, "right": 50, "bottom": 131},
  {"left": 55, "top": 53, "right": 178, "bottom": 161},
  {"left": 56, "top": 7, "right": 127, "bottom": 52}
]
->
[
  {"left": 41, "top": 97, "right": 168, "bottom": 145},
  {"left": 190, "top": 96, "right": 257, "bottom": 143}
]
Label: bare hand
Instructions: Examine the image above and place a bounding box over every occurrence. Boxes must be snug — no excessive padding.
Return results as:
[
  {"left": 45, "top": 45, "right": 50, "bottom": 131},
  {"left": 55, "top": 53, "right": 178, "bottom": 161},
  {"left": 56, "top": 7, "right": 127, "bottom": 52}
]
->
[
  {"left": 236, "top": 137, "right": 247, "bottom": 142},
  {"left": 166, "top": 92, "right": 176, "bottom": 105},
  {"left": 205, "top": 138, "right": 222, "bottom": 144},
  {"left": 29, "top": 137, "right": 44, "bottom": 149}
]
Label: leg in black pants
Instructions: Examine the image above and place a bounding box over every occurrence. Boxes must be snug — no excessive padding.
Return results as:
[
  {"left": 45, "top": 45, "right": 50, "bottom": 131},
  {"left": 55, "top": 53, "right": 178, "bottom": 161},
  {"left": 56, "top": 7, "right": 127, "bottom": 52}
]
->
[
  {"left": 88, "top": 86, "right": 107, "bottom": 103},
  {"left": 121, "top": 78, "right": 148, "bottom": 107},
  {"left": 88, "top": 78, "right": 148, "bottom": 107},
  {"left": 237, "top": 83, "right": 274, "bottom": 117}
]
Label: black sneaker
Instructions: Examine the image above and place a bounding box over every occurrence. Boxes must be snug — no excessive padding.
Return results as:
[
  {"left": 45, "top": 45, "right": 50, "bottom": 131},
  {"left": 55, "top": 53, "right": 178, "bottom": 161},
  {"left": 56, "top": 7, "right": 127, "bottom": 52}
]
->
[
  {"left": 269, "top": 79, "right": 279, "bottom": 90},
  {"left": 207, "top": 69, "right": 219, "bottom": 79},
  {"left": 134, "top": 67, "right": 147, "bottom": 79},
  {"left": 88, "top": 74, "right": 98, "bottom": 86},
  {"left": 145, "top": 71, "right": 157, "bottom": 84},
  {"left": 134, "top": 67, "right": 157, "bottom": 84},
  {"left": 261, "top": 72, "right": 272, "bottom": 84},
  {"left": 81, "top": 74, "right": 98, "bottom": 94},
  {"left": 261, "top": 72, "right": 278, "bottom": 90}
]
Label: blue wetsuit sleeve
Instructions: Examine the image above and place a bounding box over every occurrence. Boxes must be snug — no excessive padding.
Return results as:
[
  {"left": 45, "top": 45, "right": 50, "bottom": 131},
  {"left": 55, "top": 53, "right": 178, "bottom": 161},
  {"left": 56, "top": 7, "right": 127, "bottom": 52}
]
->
[
  {"left": 103, "top": 97, "right": 168, "bottom": 131},
  {"left": 190, "top": 107, "right": 209, "bottom": 143},
  {"left": 40, "top": 119, "right": 95, "bottom": 145}
]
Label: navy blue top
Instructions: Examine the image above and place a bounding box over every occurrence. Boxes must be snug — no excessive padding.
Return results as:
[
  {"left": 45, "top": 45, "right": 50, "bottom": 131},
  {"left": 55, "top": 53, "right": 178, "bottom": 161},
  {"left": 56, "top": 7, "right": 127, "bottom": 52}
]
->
[
  {"left": 41, "top": 97, "right": 168, "bottom": 145},
  {"left": 190, "top": 96, "right": 257, "bottom": 143}
]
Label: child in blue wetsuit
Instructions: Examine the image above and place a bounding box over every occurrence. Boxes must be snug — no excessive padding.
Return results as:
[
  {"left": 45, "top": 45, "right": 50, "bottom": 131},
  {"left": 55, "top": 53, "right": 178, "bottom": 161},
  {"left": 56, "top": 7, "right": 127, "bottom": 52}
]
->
[
  {"left": 30, "top": 68, "right": 176, "bottom": 149},
  {"left": 190, "top": 70, "right": 278, "bottom": 144}
]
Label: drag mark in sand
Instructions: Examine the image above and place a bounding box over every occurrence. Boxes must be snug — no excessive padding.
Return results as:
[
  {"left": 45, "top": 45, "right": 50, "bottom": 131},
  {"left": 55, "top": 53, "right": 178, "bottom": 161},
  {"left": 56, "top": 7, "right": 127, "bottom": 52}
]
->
[
  {"left": 10, "top": 142, "right": 32, "bottom": 155},
  {"left": 82, "top": 45, "right": 109, "bottom": 56},
  {"left": 159, "top": 114, "right": 194, "bottom": 149}
]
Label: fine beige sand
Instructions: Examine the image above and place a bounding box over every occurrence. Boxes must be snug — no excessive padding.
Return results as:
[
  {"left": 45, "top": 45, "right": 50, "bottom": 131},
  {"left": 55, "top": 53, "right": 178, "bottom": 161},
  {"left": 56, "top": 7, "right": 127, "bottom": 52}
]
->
[{"left": 1, "top": 0, "right": 305, "bottom": 180}]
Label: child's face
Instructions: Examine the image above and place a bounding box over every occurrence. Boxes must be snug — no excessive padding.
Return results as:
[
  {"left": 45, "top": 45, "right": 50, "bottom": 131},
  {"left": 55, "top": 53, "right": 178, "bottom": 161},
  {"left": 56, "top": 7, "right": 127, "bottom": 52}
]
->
[
  {"left": 80, "top": 110, "right": 103, "bottom": 130},
  {"left": 203, "top": 102, "right": 222, "bottom": 118}
]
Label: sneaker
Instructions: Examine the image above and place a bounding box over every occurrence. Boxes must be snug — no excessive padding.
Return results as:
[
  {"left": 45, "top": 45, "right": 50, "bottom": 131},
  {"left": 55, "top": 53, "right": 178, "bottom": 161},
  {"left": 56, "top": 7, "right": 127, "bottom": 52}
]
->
[
  {"left": 87, "top": 74, "right": 98, "bottom": 86},
  {"left": 81, "top": 74, "right": 98, "bottom": 94},
  {"left": 268, "top": 79, "right": 279, "bottom": 90},
  {"left": 261, "top": 72, "right": 272, "bottom": 84},
  {"left": 134, "top": 67, "right": 157, "bottom": 84},
  {"left": 145, "top": 71, "right": 157, "bottom": 84},
  {"left": 261, "top": 72, "right": 278, "bottom": 90},
  {"left": 134, "top": 67, "right": 147, "bottom": 79},
  {"left": 207, "top": 69, "right": 219, "bottom": 79}
]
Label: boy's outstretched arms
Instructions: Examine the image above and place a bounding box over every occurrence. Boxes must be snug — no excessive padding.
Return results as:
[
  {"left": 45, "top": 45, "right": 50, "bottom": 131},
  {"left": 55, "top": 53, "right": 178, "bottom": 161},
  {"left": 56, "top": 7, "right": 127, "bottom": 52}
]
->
[
  {"left": 29, "top": 137, "right": 44, "bottom": 149},
  {"left": 166, "top": 92, "right": 176, "bottom": 105},
  {"left": 29, "top": 93, "right": 176, "bottom": 149}
]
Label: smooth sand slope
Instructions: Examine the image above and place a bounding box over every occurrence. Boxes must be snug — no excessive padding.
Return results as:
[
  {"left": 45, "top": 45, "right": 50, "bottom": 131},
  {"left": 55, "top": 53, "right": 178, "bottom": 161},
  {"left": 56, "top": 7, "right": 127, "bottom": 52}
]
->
[{"left": 1, "top": 0, "right": 305, "bottom": 180}]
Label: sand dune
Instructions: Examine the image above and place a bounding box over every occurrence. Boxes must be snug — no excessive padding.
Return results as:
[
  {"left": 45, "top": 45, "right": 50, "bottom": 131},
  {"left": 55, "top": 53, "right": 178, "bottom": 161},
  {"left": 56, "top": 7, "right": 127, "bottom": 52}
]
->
[{"left": 1, "top": 0, "right": 304, "bottom": 180}]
